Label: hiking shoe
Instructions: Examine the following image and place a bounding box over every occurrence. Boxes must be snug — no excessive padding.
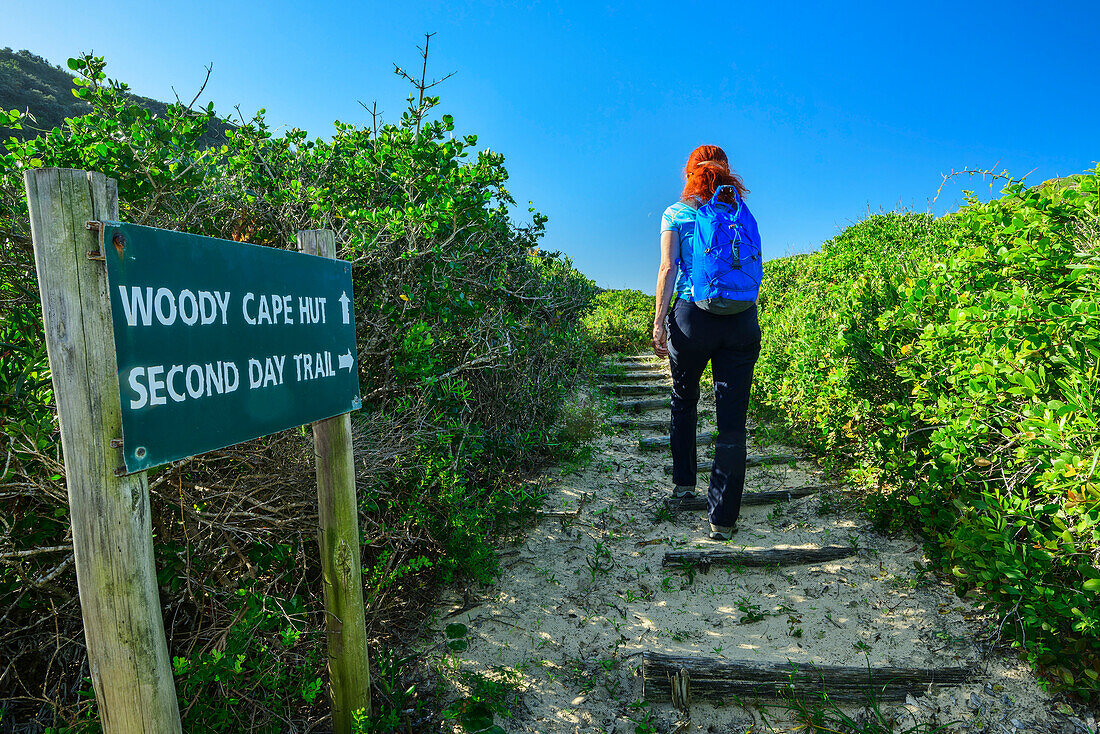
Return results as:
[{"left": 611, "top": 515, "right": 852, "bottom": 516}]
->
[
  {"left": 709, "top": 523, "right": 737, "bottom": 541},
  {"left": 671, "top": 485, "right": 696, "bottom": 499}
]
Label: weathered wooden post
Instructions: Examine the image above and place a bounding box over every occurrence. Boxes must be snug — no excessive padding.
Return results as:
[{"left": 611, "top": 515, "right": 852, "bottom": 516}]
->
[
  {"left": 297, "top": 229, "right": 371, "bottom": 731},
  {"left": 24, "top": 168, "right": 182, "bottom": 732}
]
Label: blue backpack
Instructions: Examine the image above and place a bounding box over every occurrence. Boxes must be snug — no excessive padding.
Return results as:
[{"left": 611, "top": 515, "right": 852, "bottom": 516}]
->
[{"left": 683, "top": 185, "right": 762, "bottom": 314}]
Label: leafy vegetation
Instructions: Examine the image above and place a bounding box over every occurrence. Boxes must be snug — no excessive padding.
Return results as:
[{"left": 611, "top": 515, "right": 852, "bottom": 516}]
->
[
  {"left": 0, "top": 50, "right": 597, "bottom": 730},
  {"left": 3, "top": 41, "right": 1097, "bottom": 733},
  {"left": 753, "top": 173, "right": 1100, "bottom": 697},
  {"left": 0, "top": 47, "right": 231, "bottom": 148},
  {"left": 582, "top": 288, "right": 654, "bottom": 354}
]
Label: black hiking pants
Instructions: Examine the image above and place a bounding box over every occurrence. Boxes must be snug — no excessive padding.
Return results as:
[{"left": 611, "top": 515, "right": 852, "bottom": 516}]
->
[{"left": 667, "top": 299, "right": 761, "bottom": 528}]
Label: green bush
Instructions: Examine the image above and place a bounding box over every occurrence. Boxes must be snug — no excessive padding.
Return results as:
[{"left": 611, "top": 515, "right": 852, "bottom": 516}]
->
[
  {"left": 754, "top": 172, "right": 1100, "bottom": 696},
  {"left": 583, "top": 288, "right": 654, "bottom": 354},
  {"left": 0, "top": 53, "right": 597, "bottom": 730}
]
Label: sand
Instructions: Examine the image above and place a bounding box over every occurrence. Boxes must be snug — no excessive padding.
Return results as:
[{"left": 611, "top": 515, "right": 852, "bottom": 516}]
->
[{"left": 425, "top": 363, "right": 1095, "bottom": 734}]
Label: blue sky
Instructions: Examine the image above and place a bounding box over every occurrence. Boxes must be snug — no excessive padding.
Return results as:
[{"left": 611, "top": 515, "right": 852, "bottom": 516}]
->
[{"left": 5, "top": 1, "right": 1098, "bottom": 291}]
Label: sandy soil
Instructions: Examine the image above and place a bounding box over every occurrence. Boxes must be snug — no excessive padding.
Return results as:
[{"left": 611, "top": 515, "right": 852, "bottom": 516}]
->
[{"left": 425, "top": 359, "right": 1096, "bottom": 734}]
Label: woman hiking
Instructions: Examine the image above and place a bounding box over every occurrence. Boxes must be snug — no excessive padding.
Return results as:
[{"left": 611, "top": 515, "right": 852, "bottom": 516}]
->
[{"left": 652, "top": 145, "right": 762, "bottom": 541}]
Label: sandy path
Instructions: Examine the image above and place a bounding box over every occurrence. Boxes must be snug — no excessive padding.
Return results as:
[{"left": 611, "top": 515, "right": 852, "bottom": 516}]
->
[{"left": 428, "top": 357, "right": 1094, "bottom": 734}]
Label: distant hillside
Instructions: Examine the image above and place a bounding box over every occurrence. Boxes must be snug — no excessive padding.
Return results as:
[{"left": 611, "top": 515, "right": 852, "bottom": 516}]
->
[{"left": 0, "top": 48, "right": 232, "bottom": 146}]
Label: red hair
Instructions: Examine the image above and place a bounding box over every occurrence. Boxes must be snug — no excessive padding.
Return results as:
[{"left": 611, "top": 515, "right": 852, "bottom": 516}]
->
[{"left": 681, "top": 145, "right": 749, "bottom": 205}]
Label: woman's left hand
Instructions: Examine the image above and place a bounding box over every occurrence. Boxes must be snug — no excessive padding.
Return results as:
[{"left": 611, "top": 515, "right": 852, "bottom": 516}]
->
[{"left": 652, "top": 320, "right": 668, "bottom": 358}]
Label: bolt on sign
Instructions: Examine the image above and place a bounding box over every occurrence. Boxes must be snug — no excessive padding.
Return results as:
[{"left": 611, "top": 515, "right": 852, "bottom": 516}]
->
[{"left": 96, "top": 222, "right": 361, "bottom": 473}]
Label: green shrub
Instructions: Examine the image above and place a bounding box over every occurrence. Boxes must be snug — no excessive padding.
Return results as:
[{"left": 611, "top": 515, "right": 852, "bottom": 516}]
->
[
  {"left": 0, "top": 53, "right": 598, "bottom": 729},
  {"left": 583, "top": 288, "right": 654, "bottom": 354},
  {"left": 754, "top": 172, "right": 1100, "bottom": 696}
]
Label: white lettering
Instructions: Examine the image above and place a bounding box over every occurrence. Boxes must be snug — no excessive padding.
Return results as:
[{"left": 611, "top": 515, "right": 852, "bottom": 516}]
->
[
  {"left": 199, "top": 291, "right": 217, "bottom": 325},
  {"left": 257, "top": 295, "right": 271, "bottom": 325},
  {"left": 283, "top": 295, "right": 293, "bottom": 324},
  {"left": 248, "top": 358, "right": 263, "bottom": 389},
  {"left": 317, "top": 297, "right": 327, "bottom": 324},
  {"left": 128, "top": 367, "right": 148, "bottom": 409},
  {"left": 154, "top": 288, "right": 177, "bottom": 326},
  {"left": 119, "top": 286, "right": 153, "bottom": 327},
  {"left": 204, "top": 363, "right": 223, "bottom": 396},
  {"left": 186, "top": 365, "right": 204, "bottom": 398},
  {"left": 263, "top": 359, "right": 277, "bottom": 387},
  {"left": 119, "top": 288, "right": 236, "bottom": 328},
  {"left": 166, "top": 364, "right": 186, "bottom": 401},
  {"left": 178, "top": 290, "right": 199, "bottom": 326},
  {"left": 147, "top": 365, "right": 167, "bottom": 406},
  {"left": 214, "top": 291, "right": 231, "bottom": 325},
  {"left": 124, "top": 361, "right": 240, "bottom": 407},
  {"left": 224, "top": 361, "right": 239, "bottom": 393},
  {"left": 242, "top": 293, "right": 256, "bottom": 325},
  {"left": 272, "top": 355, "right": 286, "bottom": 385}
]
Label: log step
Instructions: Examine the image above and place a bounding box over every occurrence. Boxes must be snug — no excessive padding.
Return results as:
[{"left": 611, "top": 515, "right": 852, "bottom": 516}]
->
[
  {"left": 618, "top": 420, "right": 753, "bottom": 433},
  {"left": 663, "top": 454, "right": 802, "bottom": 474},
  {"left": 640, "top": 432, "right": 714, "bottom": 452},
  {"left": 598, "top": 371, "right": 669, "bottom": 382},
  {"left": 605, "top": 356, "right": 660, "bottom": 368},
  {"left": 601, "top": 383, "right": 670, "bottom": 397},
  {"left": 641, "top": 652, "right": 974, "bottom": 703},
  {"left": 663, "top": 485, "right": 825, "bottom": 511},
  {"left": 614, "top": 417, "right": 671, "bottom": 431},
  {"left": 619, "top": 398, "right": 670, "bottom": 413},
  {"left": 663, "top": 545, "right": 857, "bottom": 569}
]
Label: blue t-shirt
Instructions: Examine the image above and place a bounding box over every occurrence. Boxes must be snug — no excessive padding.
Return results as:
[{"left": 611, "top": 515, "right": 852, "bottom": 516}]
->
[{"left": 661, "top": 199, "right": 700, "bottom": 300}]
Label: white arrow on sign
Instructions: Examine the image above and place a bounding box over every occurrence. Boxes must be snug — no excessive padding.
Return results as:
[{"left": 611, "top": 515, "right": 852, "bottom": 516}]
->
[
  {"left": 338, "top": 350, "right": 354, "bottom": 372},
  {"left": 339, "top": 291, "right": 351, "bottom": 324}
]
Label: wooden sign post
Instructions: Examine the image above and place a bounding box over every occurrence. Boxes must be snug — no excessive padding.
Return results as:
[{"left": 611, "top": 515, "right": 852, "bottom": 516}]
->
[
  {"left": 24, "top": 168, "right": 182, "bottom": 732},
  {"left": 297, "top": 230, "right": 372, "bottom": 733},
  {"left": 24, "top": 170, "right": 371, "bottom": 732}
]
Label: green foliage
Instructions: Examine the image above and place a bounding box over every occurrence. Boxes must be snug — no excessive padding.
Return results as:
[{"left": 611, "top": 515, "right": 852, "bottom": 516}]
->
[
  {"left": 626, "top": 699, "right": 658, "bottom": 734},
  {"left": 0, "top": 48, "right": 94, "bottom": 148},
  {"left": 754, "top": 172, "right": 1100, "bottom": 696},
  {"left": 583, "top": 288, "right": 654, "bottom": 354},
  {"left": 0, "top": 51, "right": 598, "bottom": 729},
  {"left": 0, "top": 47, "right": 230, "bottom": 149},
  {"left": 169, "top": 584, "right": 325, "bottom": 732},
  {"left": 352, "top": 647, "right": 427, "bottom": 734},
  {"left": 440, "top": 669, "right": 518, "bottom": 734}
]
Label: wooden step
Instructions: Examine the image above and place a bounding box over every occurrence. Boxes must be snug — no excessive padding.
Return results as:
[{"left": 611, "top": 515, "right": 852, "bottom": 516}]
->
[
  {"left": 617, "top": 418, "right": 726, "bottom": 431},
  {"left": 640, "top": 432, "right": 714, "bottom": 452},
  {"left": 663, "top": 544, "right": 857, "bottom": 569},
  {"left": 642, "top": 652, "right": 974, "bottom": 703},
  {"left": 663, "top": 453, "right": 802, "bottom": 474},
  {"left": 614, "top": 417, "right": 671, "bottom": 431},
  {"left": 663, "top": 485, "right": 825, "bottom": 511},
  {"left": 601, "top": 383, "right": 670, "bottom": 397},
  {"left": 638, "top": 428, "right": 759, "bottom": 446},
  {"left": 598, "top": 371, "right": 669, "bottom": 382},
  {"left": 618, "top": 398, "right": 670, "bottom": 413},
  {"left": 605, "top": 356, "right": 661, "bottom": 367}
]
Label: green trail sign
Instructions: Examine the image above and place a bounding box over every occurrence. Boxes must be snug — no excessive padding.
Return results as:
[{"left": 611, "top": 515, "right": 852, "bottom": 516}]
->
[{"left": 98, "top": 222, "right": 361, "bottom": 473}]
